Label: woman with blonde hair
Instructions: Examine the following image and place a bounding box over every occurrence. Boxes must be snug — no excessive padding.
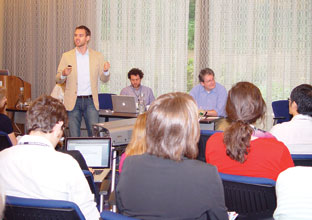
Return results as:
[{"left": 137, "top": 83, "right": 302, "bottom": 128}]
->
[
  {"left": 205, "top": 82, "right": 293, "bottom": 181},
  {"left": 0, "top": 87, "right": 17, "bottom": 146},
  {"left": 117, "top": 92, "right": 227, "bottom": 220},
  {"left": 118, "top": 112, "right": 147, "bottom": 173}
]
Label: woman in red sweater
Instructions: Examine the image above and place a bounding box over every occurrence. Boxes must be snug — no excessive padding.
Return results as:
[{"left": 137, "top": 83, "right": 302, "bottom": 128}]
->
[{"left": 205, "top": 82, "right": 293, "bottom": 181}]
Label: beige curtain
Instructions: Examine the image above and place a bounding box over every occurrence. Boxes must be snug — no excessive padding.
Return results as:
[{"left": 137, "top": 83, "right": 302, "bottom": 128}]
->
[
  {"left": 97, "top": 0, "right": 189, "bottom": 97},
  {"left": 2, "top": 0, "right": 99, "bottom": 98},
  {"left": 194, "top": 0, "right": 312, "bottom": 129},
  {"left": 2, "top": 0, "right": 189, "bottom": 99}
]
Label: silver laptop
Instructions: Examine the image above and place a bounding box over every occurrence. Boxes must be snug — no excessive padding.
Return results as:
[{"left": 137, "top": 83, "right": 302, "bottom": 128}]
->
[
  {"left": 65, "top": 137, "right": 111, "bottom": 182},
  {"left": 111, "top": 95, "right": 138, "bottom": 113}
]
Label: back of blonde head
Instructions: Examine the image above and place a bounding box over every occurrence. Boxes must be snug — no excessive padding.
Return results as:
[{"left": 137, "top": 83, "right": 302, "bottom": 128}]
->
[{"left": 125, "top": 113, "right": 147, "bottom": 156}]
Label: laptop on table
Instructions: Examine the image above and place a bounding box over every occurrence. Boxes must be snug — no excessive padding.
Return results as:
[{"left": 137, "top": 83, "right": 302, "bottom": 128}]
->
[
  {"left": 65, "top": 137, "right": 111, "bottom": 182},
  {"left": 111, "top": 95, "right": 138, "bottom": 114}
]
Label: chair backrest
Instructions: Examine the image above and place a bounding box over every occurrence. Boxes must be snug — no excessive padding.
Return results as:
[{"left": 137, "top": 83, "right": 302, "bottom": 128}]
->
[
  {"left": 219, "top": 173, "right": 276, "bottom": 220},
  {"left": 0, "top": 131, "right": 12, "bottom": 151},
  {"left": 272, "top": 100, "right": 292, "bottom": 125},
  {"left": 4, "top": 195, "right": 86, "bottom": 220},
  {"left": 197, "top": 130, "right": 222, "bottom": 162},
  {"left": 100, "top": 210, "right": 137, "bottom": 220},
  {"left": 98, "top": 93, "right": 115, "bottom": 110},
  {"left": 83, "top": 169, "right": 100, "bottom": 208},
  {"left": 291, "top": 154, "right": 312, "bottom": 166}
]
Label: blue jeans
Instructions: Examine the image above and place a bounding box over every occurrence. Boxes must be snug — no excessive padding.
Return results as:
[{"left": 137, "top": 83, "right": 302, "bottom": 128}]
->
[{"left": 67, "top": 96, "right": 99, "bottom": 137}]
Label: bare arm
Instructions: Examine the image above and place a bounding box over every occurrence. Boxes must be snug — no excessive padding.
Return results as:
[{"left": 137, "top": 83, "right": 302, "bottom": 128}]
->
[
  {"left": 206, "top": 110, "right": 218, "bottom": 117},
  {"left": 8, "top": 132, "right": 17, "bottom": 146}
]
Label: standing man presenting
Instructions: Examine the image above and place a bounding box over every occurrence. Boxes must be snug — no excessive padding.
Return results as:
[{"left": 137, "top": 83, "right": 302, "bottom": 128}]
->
[
  {"left": 56, "top": 25, "right": 110, "bottom": 137},
  {"left": 120, "top": 68, "right": 155, "bottom": 106},
  {"left": 190, "top": 68, "right": 227, "bottom": 117}
]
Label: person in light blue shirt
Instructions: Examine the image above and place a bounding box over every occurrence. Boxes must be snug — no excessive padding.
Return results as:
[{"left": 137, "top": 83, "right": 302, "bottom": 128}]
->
[
  {"left": 120, "top": 68, "right": 155, "bottom": 106},
  {"left": 190, "top": 68, "right": 227, "bottom": 117}
]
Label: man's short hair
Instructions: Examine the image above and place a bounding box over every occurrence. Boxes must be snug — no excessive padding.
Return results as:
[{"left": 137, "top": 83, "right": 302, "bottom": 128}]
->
[
  {"left": 127, "top": 68, "right": 144, "bottom": 79},
  {"left": 75, "top": 25, "right": 91, "bottom": 36},
  {"left": 146, "top": 92, "right": 200, "bottom": 161},
  {"left": 290, "top": 84, "right": 312, "bottom": 116},
  {"left": 198, "top": 68, "right": 215, "bottom": 82},
  {"left": 27, "top": 95, "right": 67, "bottom": 133}
]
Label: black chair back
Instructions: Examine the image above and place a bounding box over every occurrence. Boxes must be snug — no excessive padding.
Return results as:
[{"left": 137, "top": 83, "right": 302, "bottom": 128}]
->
[
  {"left": 0, "top": 131, "right": 12, "bottom": 151},
  {"left": 272, "top": 100, "right": 292, "bottom": 125},
  {"left": 220, "top": 173, "right": 276, "bottom": 220},
  {"left": 291, "top": 154, "right": 312, "bottom": 166},
  {"left": 4, "top": 196, "right": 86, "bottom": 220},
  {"left": 197, "top": 130, "right": 222, "bottom": 162},
  {"left": 99, "top": 93, "right": 115, "bottom": 110}
]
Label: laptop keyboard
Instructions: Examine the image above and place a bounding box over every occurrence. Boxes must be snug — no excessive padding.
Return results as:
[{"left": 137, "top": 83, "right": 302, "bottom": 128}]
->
[{"left": 94, "top": 169, "right": 103, "bottom": 175}]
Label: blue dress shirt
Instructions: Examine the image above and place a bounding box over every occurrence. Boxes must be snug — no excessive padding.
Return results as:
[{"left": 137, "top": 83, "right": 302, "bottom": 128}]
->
[{"left": 190, "top": 82, "right": 227, "bottom": 117}]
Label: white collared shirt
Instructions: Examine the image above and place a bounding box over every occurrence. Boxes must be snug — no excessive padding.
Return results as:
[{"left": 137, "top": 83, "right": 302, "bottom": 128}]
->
[
  {"left": 270, "top": 114, "right": 312, "bottom": 154},
  {"left": 76, "top": 48, "right": 92, "bottom": 96},
  {"left": 274, "top": 167, "right": 312, "bottom": 220},
  {"left": 0, "top": 135, "right": 100, "bottom": 220}
]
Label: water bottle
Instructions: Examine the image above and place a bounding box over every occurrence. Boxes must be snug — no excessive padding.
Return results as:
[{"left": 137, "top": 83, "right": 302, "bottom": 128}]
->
[
  {"left": 16, "top": 87, "right": 25, "bottom": 109},
  {"left": 138, "top": 93, "right": 145, "bottom": 114}
]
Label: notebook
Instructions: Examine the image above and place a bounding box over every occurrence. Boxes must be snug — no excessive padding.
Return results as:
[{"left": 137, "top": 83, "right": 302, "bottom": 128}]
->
[
  {"left": 65, "top": 137, "right": 111, "bottom": 182},
  {"left": 111, "top": 95, "right": 138, "bottom": 113}
]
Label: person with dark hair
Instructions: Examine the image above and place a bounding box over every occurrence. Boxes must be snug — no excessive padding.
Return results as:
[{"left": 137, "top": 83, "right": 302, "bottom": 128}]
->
[
  {"left": 56, "top": 25, "right": 111, "bottom": 137},
  {"left": 270, "top": 84, "right": 312, "bottom": 154},
  {"left": 120, "top": 68, "right": 155, "bottom": 105},
  {"left": 205, "top": 82, "right": 294, "bottom": 181},
  {"left": 0, "top": 87, "right": 17, "bottom": 146},
  {"left": 116, "top": 92, "right": 228, "bottom": 220},
  {"left": 0, "top": 95, "right": 99, "bottom": 220},
  {"left": 190, "top": 68, "right": 227, "bottom": 117}
]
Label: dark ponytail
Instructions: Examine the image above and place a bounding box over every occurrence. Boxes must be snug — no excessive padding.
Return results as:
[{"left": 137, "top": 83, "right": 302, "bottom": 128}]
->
[
  {"left": 224, "top": 82, "right": 266, "bottom": 163},
  {"left": 224, "top": 121, "right": 253, "bottom": 163}
]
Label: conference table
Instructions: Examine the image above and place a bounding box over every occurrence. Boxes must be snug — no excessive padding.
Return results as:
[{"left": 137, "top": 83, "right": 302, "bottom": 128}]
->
[
  {"left": 6, "top": 107, "right": 223, "bottom": 135},
  {"left": 98, "top": 109, "right": 138, "bottom": 122}
]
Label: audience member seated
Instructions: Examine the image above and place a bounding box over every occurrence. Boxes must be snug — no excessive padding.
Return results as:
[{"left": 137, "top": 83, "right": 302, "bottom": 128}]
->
[
  {"left": 116, "top": 92, "right": 228, "bottom": 220},
  {"left": 0, "top": 95, "right": 99, "bottom": 220},
  {"left": 0, "top": 87, "right": 17, "bottom": 146},
  {"left": 119, "top": 112, "right": 146, "bottom": 173},
  {"left": 205, "top": 82, "right": 294, "bottom": 181},
  {"left": 270, "top": 84, "right": 312, "bottom": 154},
  {"left": 190, "top": 68, "right": 227, "bottom": 117},
  {"left": 120, "top": 68, "right": 155, "bottom": 106},
  {"left": 274, "top": 166, "right": 312, "bottom": 220}
]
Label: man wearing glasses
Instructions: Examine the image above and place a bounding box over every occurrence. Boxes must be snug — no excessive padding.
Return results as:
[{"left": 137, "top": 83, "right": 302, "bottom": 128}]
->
[{"left": 190, "top": 68, "right": 227, "bottom": 117}]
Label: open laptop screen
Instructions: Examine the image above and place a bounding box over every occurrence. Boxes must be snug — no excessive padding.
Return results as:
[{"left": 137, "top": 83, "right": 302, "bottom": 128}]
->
[
  {"left": 65, "top": 137, "right": 111, "bottom": 169},
  {"left": 111, "top": 95, "right": 137, "bottom": 113}
]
